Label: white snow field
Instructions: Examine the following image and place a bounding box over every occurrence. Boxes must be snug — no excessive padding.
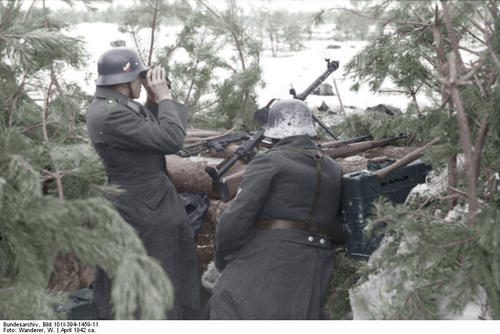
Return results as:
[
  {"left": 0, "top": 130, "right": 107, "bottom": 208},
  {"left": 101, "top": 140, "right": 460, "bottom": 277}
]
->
[{"left": 62, "top": 22, "right": 430, "bottom": 114}]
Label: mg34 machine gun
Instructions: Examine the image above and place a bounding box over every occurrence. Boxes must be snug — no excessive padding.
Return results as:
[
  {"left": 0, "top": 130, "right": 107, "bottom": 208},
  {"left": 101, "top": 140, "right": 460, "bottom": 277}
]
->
[{"left": 205, "top": 58, "right": 341, "bottom": 201}]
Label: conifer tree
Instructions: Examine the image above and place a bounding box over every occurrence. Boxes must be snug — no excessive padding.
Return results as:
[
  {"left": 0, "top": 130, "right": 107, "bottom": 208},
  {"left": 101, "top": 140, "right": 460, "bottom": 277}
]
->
[
  {"left": 251, "top": 9, "right": 311, "bottom": 57},
  {"left": 331, "top": 0, "right": 500, "bottom": 319},
  {"left": 0, "top": 0, "right": 174, "bottom": 319},
  {"left": 119, "top": 0, "right": 263, "bottom": 130}
]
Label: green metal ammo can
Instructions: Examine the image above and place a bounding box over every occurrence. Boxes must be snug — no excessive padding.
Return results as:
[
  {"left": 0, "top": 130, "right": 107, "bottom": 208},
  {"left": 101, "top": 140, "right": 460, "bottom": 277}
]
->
[{"left": 341, "top": 159, "right": 431, "bottom": 259}]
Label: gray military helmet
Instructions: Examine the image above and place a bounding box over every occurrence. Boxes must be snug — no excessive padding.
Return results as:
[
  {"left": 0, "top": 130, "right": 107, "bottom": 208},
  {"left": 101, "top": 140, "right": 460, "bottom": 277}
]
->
[
  {"left": 95, "top": 48, "right": 149, "bottom": 86},
  {"left": 263, "top": 99, "right": 317, "bottom": 139}
]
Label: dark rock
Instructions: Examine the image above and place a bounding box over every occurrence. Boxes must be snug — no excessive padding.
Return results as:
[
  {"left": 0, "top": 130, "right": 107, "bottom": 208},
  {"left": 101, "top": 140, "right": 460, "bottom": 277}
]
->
[
  {"left": 313, "top": 83, "right": 335, "bottom": 96},
  {"left": 364, "top": 104, "right": 402, "bottom": 116},
  {"left": 110, "top": 40, "right": 126, "bottom": 47},
  {"left": 327, "top": 44, "right": 342, "bottom": 49},
  {"left": 318, "top": 101, "right": 331, "bottom": 112}
]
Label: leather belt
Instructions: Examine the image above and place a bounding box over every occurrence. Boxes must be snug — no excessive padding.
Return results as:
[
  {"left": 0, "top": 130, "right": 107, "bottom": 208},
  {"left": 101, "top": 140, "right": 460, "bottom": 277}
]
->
[{"left": 256, "top": 219, "right": 331, "bottom": 237}]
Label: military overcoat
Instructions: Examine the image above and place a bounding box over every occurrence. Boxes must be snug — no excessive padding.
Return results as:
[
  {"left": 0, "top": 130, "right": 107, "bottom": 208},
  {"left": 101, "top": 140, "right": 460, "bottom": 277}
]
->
[
  {"left": 86, "top": 86, "right": 201, "bottom": 319},
  {"left": 209, "top": 135, "right": 342, "bottom": 319}
]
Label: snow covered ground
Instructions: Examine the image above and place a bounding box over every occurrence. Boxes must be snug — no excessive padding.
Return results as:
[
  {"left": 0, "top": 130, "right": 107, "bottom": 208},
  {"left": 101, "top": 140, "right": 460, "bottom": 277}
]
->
[{"left": 63, "top": 22, "right": 430, "bottom": 114}]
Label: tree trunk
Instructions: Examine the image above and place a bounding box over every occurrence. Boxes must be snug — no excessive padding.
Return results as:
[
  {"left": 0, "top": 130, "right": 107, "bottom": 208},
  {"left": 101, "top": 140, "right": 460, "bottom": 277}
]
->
[{"left": 48, "top": 253, "right": 94, "bottom": 292}]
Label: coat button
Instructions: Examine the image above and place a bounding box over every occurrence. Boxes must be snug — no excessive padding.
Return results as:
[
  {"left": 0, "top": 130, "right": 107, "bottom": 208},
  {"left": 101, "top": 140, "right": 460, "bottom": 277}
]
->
[
  {"left": 308, "top": 236, "right": 314, "bottom": 242},
  {"left": 320, "top": 238, "right": 325, "bottom": 245}
]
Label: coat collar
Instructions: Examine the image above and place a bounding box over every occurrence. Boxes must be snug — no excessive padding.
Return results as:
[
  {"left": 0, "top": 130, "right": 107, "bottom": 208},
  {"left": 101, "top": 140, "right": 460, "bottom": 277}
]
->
[
  {"left": 95, "top": 86, "right": 132, "bottom": 103},
  {"left": 95, "top": 86, "right": 145, "bottom": 115},
  {"left": 273, "top": 135, "right": 318, "bottom": 150}
]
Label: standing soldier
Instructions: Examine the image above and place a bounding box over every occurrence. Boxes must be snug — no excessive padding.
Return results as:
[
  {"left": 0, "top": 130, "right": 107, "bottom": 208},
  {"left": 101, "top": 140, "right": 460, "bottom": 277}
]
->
[
  {"left": 209, "top": 99, "right": 342, "bottom": 319},
  {"left": 86, "top": 48, "right": 201, "bottom": 319}
]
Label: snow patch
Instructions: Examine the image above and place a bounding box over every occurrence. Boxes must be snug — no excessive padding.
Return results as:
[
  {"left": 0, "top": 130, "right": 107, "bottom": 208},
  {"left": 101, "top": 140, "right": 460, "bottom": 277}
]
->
[
  {"left": 405, "top": 154, "right": 465, "bottom": 204},
  {"left": 201, "top": 261, "right": 221, "bottom": 293}
]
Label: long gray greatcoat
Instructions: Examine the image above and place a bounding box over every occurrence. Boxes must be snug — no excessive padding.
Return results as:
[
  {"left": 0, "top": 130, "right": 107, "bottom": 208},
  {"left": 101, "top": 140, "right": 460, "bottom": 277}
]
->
[
  {"left": 86, "top": 86, "right": 201, "bottom": 319},
  {"left": 209, "top": 135, "right": 342, "bottom": 319}
]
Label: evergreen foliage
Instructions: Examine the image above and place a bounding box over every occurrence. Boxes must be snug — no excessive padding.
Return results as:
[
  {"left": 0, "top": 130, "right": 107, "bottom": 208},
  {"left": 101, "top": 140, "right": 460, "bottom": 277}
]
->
[
  {"left": 330, "top": 1, "right": 372, "bottom": 41},
  {"left": 325, "top": 253, "right": 363, "bottom": 319},
  {"left": 1, "top": 0, "right": 174, "bottom": 319},
  {"left": 249, "top": 9, "right": 312, "bottom": 57},
  {"left": 341, "top": 0, "right": 500, "bottom": 319},
  {"left": 118, "top": 0, "right": 263, "bottom": 130}
]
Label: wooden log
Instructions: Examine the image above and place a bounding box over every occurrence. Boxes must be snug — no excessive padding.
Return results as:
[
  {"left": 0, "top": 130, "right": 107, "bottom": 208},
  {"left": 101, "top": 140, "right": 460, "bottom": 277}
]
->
[
  {"left": 167, "top": 155, "right": 246, "bottom": 199},
  {"left": 186, "top": 128, "right": 225, "bottom": 138},
  {"left": 169, "top": 143, "right": 419, "bottom": 201},
  {"left": 375, "top": 137, "right": 440, "bottom": 179}
]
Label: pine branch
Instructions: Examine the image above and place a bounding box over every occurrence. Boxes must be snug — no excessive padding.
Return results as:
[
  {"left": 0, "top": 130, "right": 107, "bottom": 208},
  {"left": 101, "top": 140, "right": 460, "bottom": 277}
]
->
[
  {"left": 11, "top": 155, "right": 37, "bottom": 174},
  {"left": 41, "top": 79, "right": 53, "bottom": 143},
  {"left": 128, "top": 23, "right": 146, "bottom": 65},
  {"left": 405, "top": 211, "right": 452, "bottom": 224},
  {"left": 0, "top": 4, "right": 14, "bottom": 28},
  {"left": 191, "top": 97, "right": 221, "bottom": 113},
  {"left": 487, "top": 40, "right": 500, "bottom": 68},
  {"left": 472, "top": 112, "right": 490, "bottom": 182},
  {"left": 440, "top": 0, "right": 465, "bottom": 71},
  {"left": 409, "top": 5, "right": 426, "bottom": 24},
  {"left": 184, "top": 31, "right": 208, "bottom": 105},
  {"left": 487, "top": 1, "right": 498, "bottom": 18},
  {"left": 464, "top": 27, "right": 487, "bottom": 45},
  {"left": 447, "top": 153, "right": 458, "bottom": 210},
  {"left": 22, "top": 0, "right": 37, "bottom": 23},
  {"left": 50, "top": 68, "right": 63, "bottom": 95},
  {"left": 435, "top": 237, "right": 474, "bottom": 249},
  {"left": 328, "top": 6, "right": 430, "bottom": 27},
  {"left": 473, "top": 73, "right": 487, "bottom": 98},
  {"left": 197, "top": 0, "right": 247, "bottom": 70},
  {"left": 6, "top": 72, "right": 29, "bottom": 126},
  {"left": 460, "top": 59, "right": 485, "bottom": 83},
  {"left": 446, "top": 52, "right": 479, "bottom": 219},
  {"left": 147, "top": 0, "right": 160, "bottom": 66}
]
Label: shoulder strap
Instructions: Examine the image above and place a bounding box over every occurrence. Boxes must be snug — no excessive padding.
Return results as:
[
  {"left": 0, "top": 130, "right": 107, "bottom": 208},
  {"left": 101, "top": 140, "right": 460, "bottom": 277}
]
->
[{"left": 276, "top": 146, "right": 323, "bottom": 227}]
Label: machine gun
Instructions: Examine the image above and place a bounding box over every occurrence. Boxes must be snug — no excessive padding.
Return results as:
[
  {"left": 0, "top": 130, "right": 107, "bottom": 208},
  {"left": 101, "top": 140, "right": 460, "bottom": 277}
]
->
[
  {"left": 177, "top": 131, "right": 255, "bottom": 157},
  {"left": 290, "top": 58, "right": 339, "bottom": 140},
  {"left": 209, "top": 134, "right": 407, "bottom": 202},
  {"left": 206, "top": 59, "right": 340, "bottom": 201},
  {"left": 205, "top": 129, "right": 266, "bottom": 202}
]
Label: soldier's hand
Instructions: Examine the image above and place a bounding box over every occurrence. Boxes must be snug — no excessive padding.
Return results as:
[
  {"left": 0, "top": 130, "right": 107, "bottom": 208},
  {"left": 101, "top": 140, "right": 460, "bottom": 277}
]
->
[{"left": 143, "top": 67, "right": 171, "bottom": 103}]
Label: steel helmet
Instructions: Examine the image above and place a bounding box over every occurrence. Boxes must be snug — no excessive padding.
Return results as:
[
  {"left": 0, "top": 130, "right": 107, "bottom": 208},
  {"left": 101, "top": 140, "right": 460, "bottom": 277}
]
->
[
  {"left": 263, "top": 99, "right": 317, "bottom": 139},
  {"left": 95, "top": 48, "right": 149, "bottom": 86}
]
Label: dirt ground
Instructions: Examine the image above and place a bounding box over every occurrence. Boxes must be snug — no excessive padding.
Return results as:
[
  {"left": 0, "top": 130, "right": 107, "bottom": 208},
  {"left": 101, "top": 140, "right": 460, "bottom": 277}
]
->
[{"left": 195, "top": 217, "right": 217, "bottom": 273}]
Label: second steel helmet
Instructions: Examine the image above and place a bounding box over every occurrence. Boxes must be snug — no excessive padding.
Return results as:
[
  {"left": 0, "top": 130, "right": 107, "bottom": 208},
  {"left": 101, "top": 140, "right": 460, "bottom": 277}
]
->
[
  {"left": 263, "top": 99, "right": 317, "bottom": 139},
  {"left": 95, "top": 48, "right": 149, "bottom": 86}
]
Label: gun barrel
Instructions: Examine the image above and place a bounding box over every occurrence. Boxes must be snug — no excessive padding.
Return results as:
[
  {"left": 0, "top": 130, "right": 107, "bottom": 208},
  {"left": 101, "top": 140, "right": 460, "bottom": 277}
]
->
[
  {"left": 319, "top": 134, "right": 373, "bottom": 149},
  {"left": 295, "top": 60, "right": 339, "bottom": 100},
  {"left": 311, "top": 114, "right": 338, "bottom": 140},
  {"left": 205, "top": 130, "right": 265, "bottom": 184},
  {"left": 289, "top": 59, "right": 340, "bottom": 141},
  {"left": 322, "top": 135, "right": 407, "bottom": 159}
]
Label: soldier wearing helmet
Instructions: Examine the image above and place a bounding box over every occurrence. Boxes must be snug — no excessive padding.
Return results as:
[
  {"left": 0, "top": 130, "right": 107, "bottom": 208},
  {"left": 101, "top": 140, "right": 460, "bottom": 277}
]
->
[
  {"left": 209, "top": 99, "right": 342, "bottom": 319},
  {"left": 87, "top": 48, "right": 201, "bottom": 319}
]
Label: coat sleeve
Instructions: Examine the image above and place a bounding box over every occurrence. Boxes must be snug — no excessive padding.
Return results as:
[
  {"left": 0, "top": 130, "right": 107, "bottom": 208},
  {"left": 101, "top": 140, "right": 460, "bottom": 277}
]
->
[
  {"left": 102, "top": 99, "right": 188, "bottom": 154},
  {"left": 214, "top": 153, "right": 278, "bottom": 270}
]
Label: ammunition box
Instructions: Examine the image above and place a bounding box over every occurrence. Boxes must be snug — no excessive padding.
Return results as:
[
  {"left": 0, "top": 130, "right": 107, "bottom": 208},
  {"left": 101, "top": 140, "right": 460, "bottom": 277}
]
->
[
  {"left": 56, "top": 288, "right": 93, "bottom": 320},
  {"left": 341, "top": 159, "right": 431, "bottom": 259}
]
